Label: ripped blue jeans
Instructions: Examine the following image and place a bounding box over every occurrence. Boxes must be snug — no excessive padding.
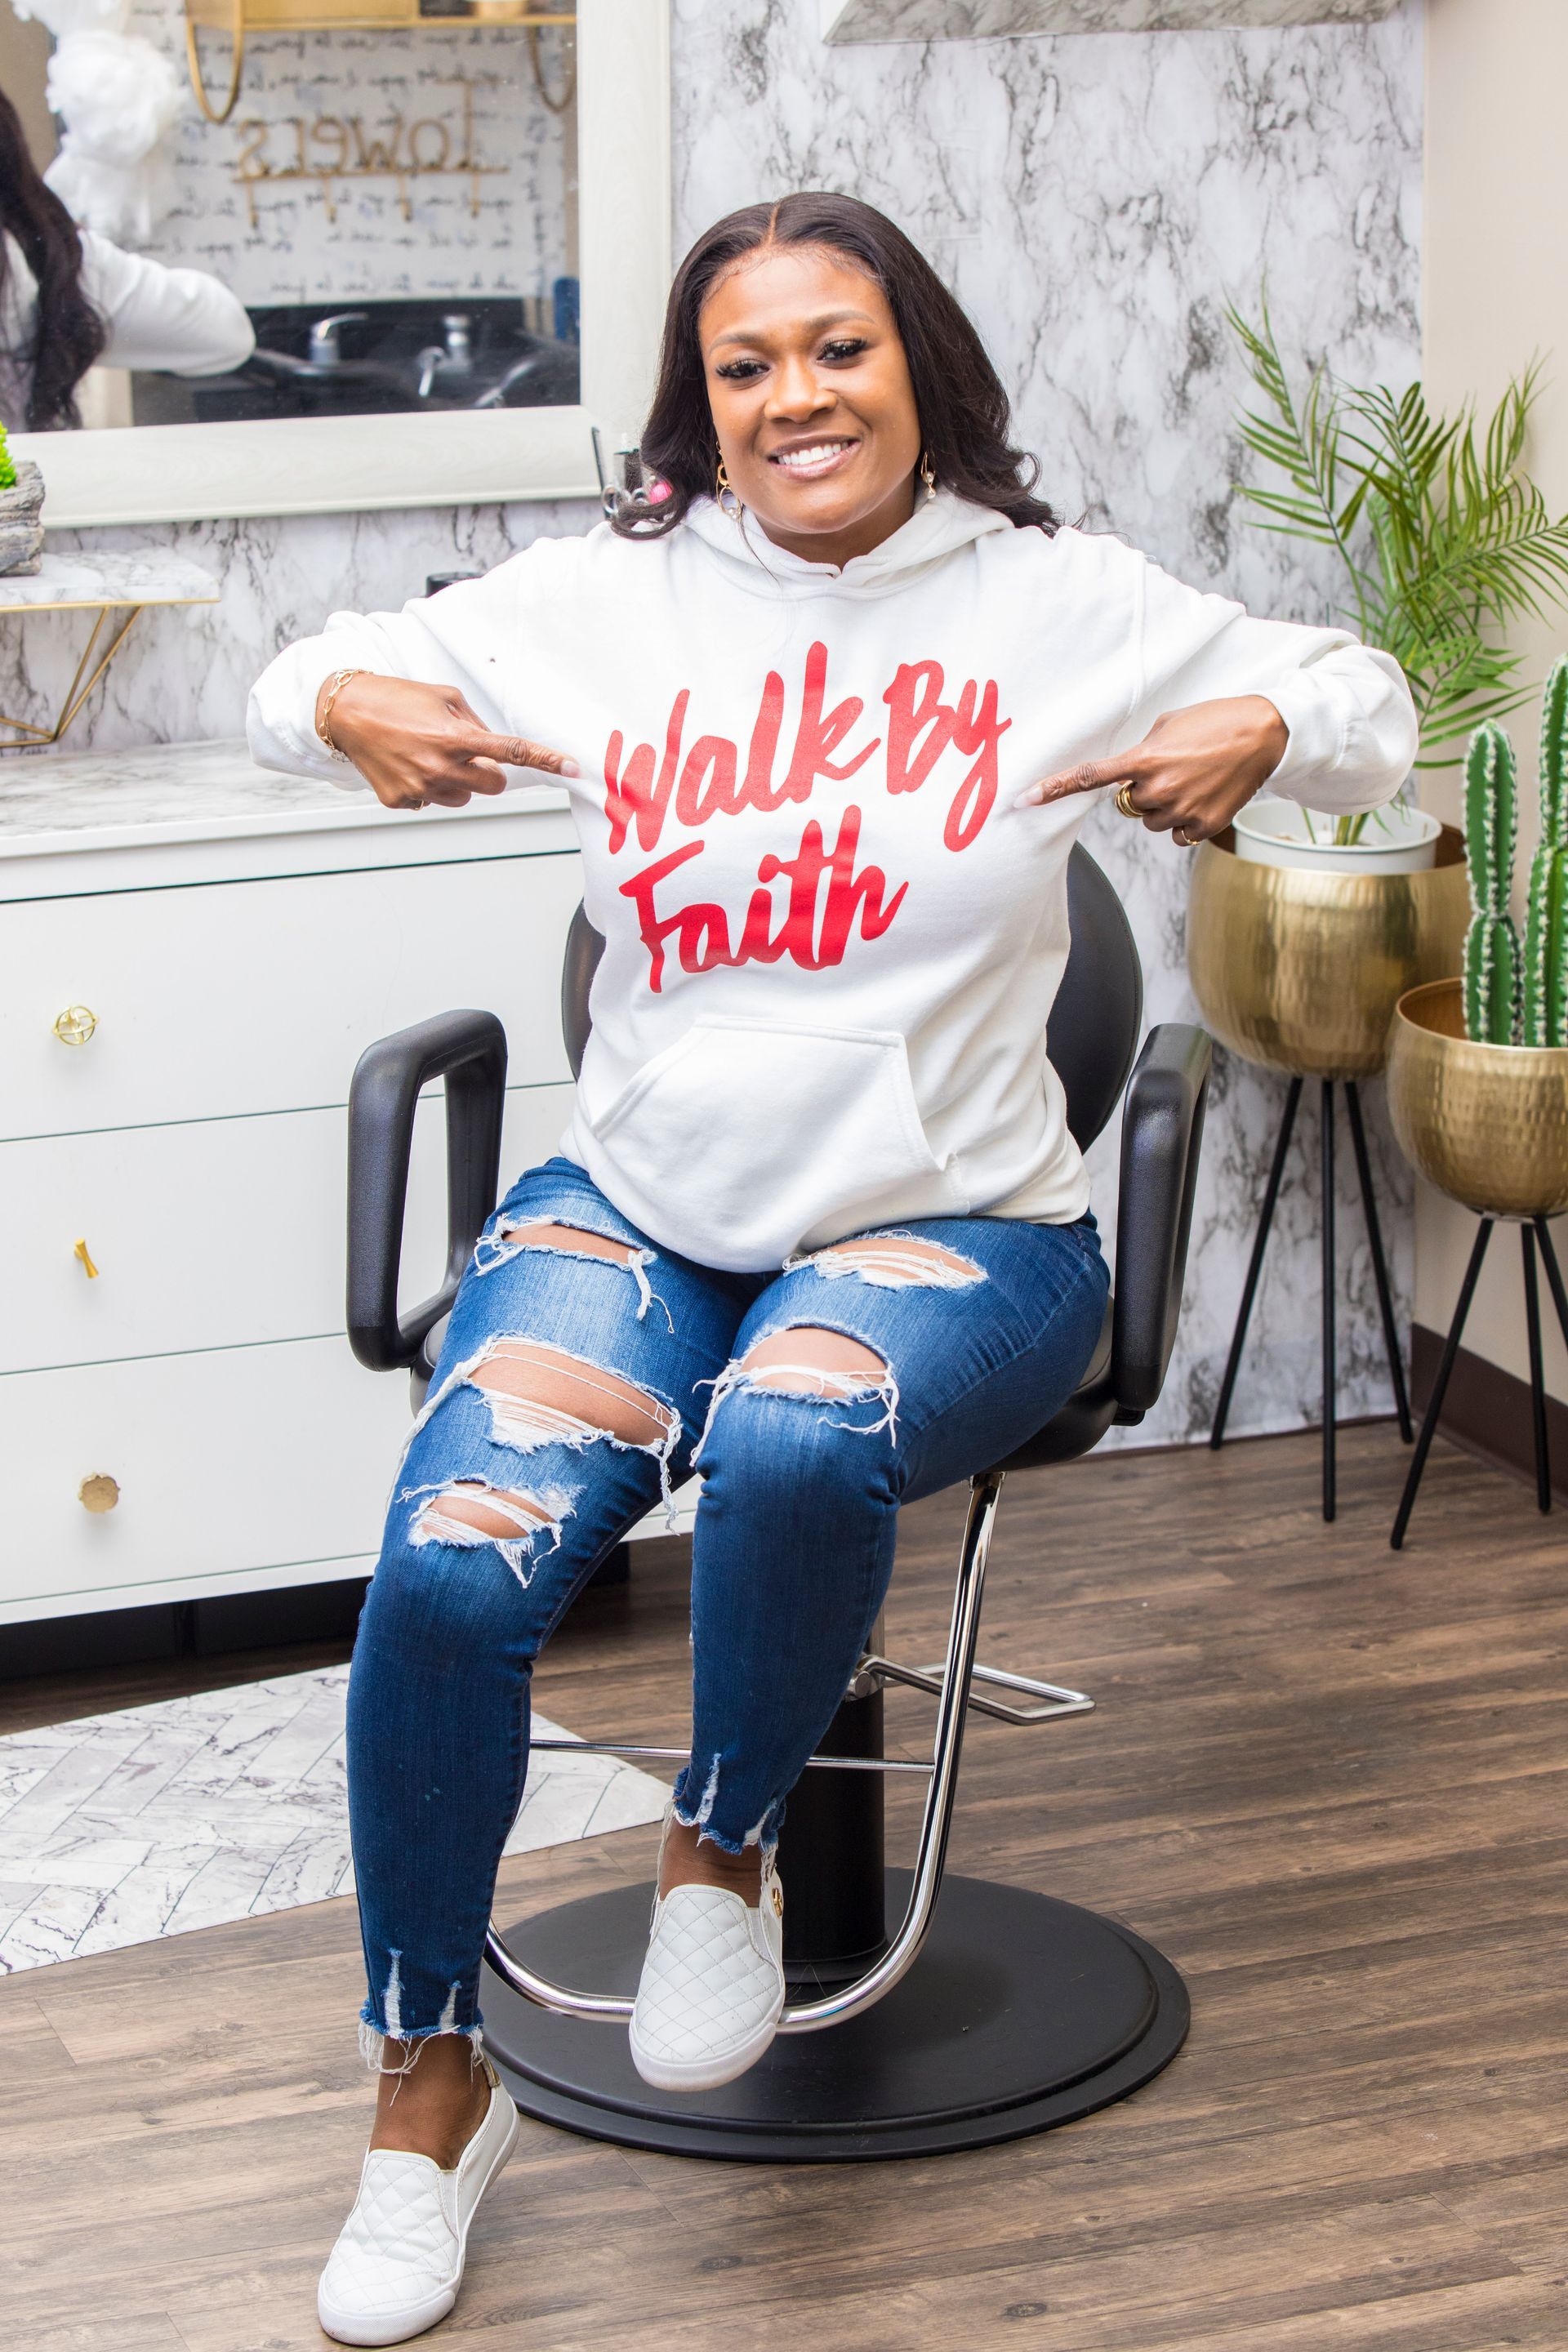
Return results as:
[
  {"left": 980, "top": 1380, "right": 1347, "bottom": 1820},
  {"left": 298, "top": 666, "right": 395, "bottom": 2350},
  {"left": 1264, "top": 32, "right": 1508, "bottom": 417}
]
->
[{"left": 347, "top": 1156, "right": 1108, "bottom": 2049}]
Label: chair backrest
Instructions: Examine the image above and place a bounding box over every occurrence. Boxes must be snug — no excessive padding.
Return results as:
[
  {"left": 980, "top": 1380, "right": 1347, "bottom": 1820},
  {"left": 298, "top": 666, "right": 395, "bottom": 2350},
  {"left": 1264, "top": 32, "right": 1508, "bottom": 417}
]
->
[
  {"left": 561, "top": 843, "right": 1143, "bottom": 1151},
  {"left": 1048, "top": 844, "right": 1144, "bottom": 1147}
]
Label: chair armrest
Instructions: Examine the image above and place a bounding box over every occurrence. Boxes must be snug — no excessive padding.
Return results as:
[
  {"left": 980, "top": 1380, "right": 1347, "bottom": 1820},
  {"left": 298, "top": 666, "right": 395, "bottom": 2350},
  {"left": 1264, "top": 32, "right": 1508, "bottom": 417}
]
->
[
  {"left": 346, "top": 1010, "right": 507, "bottom": 1372},
  {"left": 1111, "top": 1022, "right": 1212, "bottom": 1415}
]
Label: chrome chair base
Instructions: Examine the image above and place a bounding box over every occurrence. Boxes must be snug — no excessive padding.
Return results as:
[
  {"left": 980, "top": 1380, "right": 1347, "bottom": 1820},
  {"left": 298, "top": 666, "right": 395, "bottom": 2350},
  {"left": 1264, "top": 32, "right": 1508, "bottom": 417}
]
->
[{"left": 480, "top": 1867, "right": 1188, "bottom": 2163}]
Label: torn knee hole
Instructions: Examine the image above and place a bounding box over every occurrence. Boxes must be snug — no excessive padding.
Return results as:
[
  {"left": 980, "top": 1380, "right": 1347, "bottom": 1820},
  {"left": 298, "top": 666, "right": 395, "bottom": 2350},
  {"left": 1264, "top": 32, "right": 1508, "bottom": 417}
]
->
[
  {"left": 412, "top": 1336, "right": 683, "bottom": 1525},
  {"left": 415, "top": 1481, "right": 559, "bottom": 1543},
  {"left": 468, "top": 1338, "right": 677, "bottom": 1448},
  {"left": 501, "top": 1220, "right": 639, "bottom": 1267},
  {"left": 737, "top": 1326, "right": 889, "bottom": 1396},
  {"left": 473, "top": 1216, "right": 666, "bottom": 1322},
  {"left": 406, "top": 1477, "right": 572, "bottom": 1580},
  {"left": 694, "top": 1329, "right": 900, "bottom": 1459},
  {"left": 790, "top": 1235, "right": 985, "bottom": 1290}
]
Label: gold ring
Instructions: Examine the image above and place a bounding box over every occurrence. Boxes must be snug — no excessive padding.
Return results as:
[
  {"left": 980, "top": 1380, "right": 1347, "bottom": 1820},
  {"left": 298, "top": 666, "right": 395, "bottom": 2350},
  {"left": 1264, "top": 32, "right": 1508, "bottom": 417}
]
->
[{"left": 1114, "top": 782, "right": 1138, "bottom": 819}]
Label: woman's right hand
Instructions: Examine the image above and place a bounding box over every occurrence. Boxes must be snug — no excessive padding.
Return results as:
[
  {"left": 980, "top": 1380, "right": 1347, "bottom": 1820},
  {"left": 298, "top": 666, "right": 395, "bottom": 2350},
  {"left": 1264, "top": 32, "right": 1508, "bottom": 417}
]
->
[{"left": 317, "top": 672, "right": 578, "bottom": 810}]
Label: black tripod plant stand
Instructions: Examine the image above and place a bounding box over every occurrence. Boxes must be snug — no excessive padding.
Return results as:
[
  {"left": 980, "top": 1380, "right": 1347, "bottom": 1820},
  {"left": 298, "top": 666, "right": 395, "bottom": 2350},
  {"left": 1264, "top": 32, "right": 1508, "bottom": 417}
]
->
[
  {"left": 1211, "top": 1076, "right": 1413, "bottom": 1521},
  {"left": 1391, "top": 1214, "right": 1568, "bottom": 1548}
]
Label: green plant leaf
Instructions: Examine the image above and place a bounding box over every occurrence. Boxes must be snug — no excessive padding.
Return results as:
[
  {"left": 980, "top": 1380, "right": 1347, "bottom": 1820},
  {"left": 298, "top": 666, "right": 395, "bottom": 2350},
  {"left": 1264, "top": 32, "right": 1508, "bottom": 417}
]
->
[{"left": 1228, "top": 314, "right": 1568, "bottom": 765}]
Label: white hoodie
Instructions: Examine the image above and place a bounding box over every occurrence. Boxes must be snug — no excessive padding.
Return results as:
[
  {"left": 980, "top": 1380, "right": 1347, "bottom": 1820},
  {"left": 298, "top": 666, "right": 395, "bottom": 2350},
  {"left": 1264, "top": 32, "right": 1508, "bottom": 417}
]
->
[{"left": 248, "top": 492, "right": 1416, "bottom": 1272}]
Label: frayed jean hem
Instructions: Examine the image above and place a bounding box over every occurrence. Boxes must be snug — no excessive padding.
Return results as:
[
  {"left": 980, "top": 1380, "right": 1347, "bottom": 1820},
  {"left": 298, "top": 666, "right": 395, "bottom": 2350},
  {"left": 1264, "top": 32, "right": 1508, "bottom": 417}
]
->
[
  {"left": 670, "top": 1764, "right": 782, "bottom": 1859},
  {"left": 358, "top": 2010, "right": 485, "bottom": 2076}
]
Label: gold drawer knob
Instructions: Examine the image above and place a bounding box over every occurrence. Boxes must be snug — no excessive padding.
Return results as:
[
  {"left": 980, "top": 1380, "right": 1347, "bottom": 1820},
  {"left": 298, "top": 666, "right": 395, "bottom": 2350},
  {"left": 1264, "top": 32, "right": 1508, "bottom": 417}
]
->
[
  {"left": 78, "top": 1472, "right": 119, "bottom": 1513},
  {"left": 74, "top": 1237, "right": 100, "bottom": 1279},
  {"left": 53, "top": 1004, "right": 98, "bottom": 1046}
]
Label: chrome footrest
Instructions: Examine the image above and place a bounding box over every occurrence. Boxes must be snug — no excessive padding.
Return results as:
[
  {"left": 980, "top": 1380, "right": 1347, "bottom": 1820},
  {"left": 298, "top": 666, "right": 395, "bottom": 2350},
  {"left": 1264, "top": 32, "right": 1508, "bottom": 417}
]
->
[
  {"left": 488, "top": 1472, "right": 1094, "bottom": 2038},
  {"left": 862, "top": 1654, "right": 1094, "bottom": 1724},
  {"left": 487, "top": 1469, "right": 1012, "bottom": 2035},
  {"left": 527, "top": 1735, "right": 931, "bottom": 1776}
]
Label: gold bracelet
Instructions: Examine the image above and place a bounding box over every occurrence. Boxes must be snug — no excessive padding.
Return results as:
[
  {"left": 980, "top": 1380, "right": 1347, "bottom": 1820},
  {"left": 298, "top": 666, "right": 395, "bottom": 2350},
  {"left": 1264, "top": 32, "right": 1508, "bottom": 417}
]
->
[{"left": 317, "top": 666, "right": 368, "bottom": 760}]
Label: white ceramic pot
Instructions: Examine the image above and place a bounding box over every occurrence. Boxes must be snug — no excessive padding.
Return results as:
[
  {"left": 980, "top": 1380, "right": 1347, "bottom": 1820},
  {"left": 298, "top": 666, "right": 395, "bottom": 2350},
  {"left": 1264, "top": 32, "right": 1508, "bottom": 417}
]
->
[{"left": 1233, "top": 794, "right": 1441, "bottom": 875}]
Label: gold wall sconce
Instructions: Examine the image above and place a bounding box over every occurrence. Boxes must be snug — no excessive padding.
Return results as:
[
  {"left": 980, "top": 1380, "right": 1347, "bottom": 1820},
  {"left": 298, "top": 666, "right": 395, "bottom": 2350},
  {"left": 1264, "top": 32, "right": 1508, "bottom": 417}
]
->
[{"left": 184, "top": 0, "right": 575, "bottom": 127}]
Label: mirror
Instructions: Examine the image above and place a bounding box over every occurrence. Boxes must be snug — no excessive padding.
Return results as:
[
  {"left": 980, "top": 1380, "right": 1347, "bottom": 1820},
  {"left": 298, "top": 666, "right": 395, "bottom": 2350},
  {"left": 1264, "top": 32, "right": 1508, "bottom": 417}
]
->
[
  {"left": 2, "top": 0, "right": 665, "bottom": 525},
  {"left": 0, "top": 0, "right": 580, "bottom": 433}
]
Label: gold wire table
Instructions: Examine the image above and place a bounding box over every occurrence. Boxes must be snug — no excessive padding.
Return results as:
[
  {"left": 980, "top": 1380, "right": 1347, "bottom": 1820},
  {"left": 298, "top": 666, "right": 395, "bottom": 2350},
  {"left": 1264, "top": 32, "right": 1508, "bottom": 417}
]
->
[{"left": 0, "top": 553, "right": 220, "bottom": 751}]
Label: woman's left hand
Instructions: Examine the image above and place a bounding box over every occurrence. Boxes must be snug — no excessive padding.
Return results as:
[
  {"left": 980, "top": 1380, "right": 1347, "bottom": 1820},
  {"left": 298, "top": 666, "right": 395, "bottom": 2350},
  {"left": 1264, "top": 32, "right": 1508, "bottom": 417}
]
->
[{"left": 1014, "top": 695, "right": 1290, "bottom": 846}]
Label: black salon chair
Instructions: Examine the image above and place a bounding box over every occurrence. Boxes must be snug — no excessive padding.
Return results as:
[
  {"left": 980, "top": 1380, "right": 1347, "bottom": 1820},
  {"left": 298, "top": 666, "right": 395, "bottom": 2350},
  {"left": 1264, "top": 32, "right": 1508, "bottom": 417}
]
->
[{"left": 346, "top": 844, "right": 1210, "bottom": 2162}]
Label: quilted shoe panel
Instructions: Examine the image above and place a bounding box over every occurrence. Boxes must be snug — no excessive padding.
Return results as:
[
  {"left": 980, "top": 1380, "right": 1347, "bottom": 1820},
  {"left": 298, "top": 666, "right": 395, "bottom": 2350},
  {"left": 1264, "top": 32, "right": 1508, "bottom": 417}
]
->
[
  {"left": 630, "top": 1868, "right": 786, "bottom": 2082},
  {"left": 319, "top": 2149, "right": 460, "bottom": 2320},
  {"left": 318, "top": 2073, "right": 518, "bottom": 2344}
]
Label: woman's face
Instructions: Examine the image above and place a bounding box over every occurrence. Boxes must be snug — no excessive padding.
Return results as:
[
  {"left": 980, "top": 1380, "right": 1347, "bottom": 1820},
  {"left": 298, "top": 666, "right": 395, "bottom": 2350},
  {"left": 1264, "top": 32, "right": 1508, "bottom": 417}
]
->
[{"left": 698, "top": 243, "right": 923, "bottom": 565}]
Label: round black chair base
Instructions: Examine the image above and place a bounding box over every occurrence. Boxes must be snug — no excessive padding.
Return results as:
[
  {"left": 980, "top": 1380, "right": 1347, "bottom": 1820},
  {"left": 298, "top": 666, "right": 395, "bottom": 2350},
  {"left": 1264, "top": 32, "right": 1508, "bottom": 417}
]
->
[{"left": 482, "top": 1870, "right": 1189, "bottom": 2163}]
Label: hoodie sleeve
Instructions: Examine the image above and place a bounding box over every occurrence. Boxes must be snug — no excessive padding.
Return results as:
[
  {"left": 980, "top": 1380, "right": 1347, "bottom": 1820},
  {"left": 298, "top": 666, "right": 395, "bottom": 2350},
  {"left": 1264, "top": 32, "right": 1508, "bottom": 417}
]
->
[
  {"left": 1117, "top": 542, "right": 1418, "bottom": 817},
  {"left": 79, "top": 234, "right": 256, "bottom": 378},
  {"left": 246, "top": 555, "right": 543, "bottom": 789}
]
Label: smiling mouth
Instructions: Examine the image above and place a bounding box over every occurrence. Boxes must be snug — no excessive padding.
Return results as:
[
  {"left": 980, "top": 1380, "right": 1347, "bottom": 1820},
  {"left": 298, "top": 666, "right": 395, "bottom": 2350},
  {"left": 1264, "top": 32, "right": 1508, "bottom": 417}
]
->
[{"left": 766, "top": 439, "right": 860, "bottom": 479}]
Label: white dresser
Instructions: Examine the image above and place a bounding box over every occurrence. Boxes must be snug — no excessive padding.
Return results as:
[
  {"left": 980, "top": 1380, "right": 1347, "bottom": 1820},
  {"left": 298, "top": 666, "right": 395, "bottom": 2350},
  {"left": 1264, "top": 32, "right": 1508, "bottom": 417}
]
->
[{"left": 0, "top": 742, "right": 590, "bottom": 1629}]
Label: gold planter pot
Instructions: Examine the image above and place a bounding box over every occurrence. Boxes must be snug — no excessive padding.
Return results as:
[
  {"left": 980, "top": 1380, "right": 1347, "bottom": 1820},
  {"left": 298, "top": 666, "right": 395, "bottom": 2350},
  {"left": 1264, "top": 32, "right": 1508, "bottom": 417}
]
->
[
  {"left": 1385, "top": 979, "right": 1568, "bottom": 1219},
  {"left": 1187, "top": 826, "right": 1469, "bottom": 1079}
]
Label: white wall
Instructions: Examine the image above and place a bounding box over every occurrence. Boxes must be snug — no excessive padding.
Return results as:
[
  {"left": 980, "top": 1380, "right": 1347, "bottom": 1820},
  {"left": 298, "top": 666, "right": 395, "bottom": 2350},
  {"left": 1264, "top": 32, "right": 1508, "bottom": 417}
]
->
[{"left": 1421, "top": 0, "right": 1568, "bottom": 1404}]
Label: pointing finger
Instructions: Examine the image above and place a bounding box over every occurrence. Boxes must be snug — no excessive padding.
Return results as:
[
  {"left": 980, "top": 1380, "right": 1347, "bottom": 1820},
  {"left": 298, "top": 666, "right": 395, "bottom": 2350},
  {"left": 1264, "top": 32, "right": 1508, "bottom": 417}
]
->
[
  {"left": 461, "top": 727, "right": 579, "bottom": 779},
  {"left": 1013, "top": 747, "right": 1152, "bottom": 809}
]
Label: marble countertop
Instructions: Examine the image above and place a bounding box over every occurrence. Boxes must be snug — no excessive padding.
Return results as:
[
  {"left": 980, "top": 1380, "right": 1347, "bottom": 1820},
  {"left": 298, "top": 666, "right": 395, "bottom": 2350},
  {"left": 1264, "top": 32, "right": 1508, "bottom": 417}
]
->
[
  {"left": 0, "top": 736, "right": 569, "bottom": 852},
  {"left": 0, "top": 550, "right": 219, "bottom": 612}
]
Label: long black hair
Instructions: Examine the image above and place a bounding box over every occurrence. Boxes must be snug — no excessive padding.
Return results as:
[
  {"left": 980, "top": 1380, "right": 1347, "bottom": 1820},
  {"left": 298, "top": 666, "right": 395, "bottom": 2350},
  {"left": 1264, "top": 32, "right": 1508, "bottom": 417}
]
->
[
  {"left": 612, "top": 191, "right": 1055, "bottom": 541},
  {"left": 0, "top": 87, "right": 106, "bottom": 430}
]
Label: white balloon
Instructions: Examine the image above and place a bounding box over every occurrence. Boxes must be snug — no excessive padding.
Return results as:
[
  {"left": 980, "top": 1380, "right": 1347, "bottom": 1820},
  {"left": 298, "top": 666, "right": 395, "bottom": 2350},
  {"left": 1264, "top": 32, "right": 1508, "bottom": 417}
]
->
[
  {"left": 45, "top": 29, "right": 182, "bottom": 167},
  {"left": 11, "top": 0, "right": 125, "bottom": 39},
  {"left": 42, "top": 29, "right": 183, "bottom": 242}
]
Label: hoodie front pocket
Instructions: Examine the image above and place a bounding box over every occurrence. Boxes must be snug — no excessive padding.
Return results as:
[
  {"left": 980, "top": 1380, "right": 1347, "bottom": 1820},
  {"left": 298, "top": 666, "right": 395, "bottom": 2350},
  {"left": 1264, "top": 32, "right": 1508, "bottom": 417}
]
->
[{"left": 586, "top": 1017, "right": 967, "bottom": 1270}]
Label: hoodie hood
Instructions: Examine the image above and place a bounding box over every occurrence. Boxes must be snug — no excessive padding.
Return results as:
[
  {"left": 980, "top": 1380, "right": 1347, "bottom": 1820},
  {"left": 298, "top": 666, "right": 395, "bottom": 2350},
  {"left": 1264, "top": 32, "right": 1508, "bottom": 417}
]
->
[{"left": 680, "top": 486, "right": 1014, "bottom": 600}]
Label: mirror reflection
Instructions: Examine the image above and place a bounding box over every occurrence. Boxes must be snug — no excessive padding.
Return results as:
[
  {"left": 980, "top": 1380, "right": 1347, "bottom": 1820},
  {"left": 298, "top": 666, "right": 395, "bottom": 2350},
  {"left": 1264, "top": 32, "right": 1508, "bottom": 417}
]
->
[{"left": 0, "top": 0, "right": 577, "bottom": 430}]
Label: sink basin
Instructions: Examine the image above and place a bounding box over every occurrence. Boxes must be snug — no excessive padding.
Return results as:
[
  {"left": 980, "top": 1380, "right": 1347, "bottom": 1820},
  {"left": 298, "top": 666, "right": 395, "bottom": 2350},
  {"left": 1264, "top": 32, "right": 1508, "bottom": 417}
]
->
[{"left": 131, "top": 294, "right": 580, "bottom": 425}]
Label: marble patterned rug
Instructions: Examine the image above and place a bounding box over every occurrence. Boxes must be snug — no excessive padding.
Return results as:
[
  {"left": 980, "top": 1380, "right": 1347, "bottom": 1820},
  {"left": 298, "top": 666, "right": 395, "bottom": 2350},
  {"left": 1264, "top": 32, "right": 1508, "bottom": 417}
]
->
[{"left": 0, "top": 1666, "right": 668, "bottom": 1975}]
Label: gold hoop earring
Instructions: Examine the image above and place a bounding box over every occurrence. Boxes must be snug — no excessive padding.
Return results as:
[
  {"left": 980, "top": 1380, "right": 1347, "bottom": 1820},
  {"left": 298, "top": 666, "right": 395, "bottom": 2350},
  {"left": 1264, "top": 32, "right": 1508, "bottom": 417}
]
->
[
  {"left": 920, "top": 450, "right": 937, "bottom": 501},
  {"left": 715, "top": 453, "right": 742, "bottom": 517}
]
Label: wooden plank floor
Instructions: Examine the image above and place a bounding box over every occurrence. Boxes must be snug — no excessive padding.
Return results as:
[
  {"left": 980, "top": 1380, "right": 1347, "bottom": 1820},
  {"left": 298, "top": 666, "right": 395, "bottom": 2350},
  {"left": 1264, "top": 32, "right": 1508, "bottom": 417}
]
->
[{"left": 2, "top": 1423, "right": 1565, "bottom": 2352}]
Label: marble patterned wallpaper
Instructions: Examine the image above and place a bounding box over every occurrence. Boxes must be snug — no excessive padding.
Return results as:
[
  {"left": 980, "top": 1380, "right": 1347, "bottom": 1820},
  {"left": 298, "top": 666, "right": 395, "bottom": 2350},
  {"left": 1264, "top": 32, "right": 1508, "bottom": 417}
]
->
[
  {"left": 124, "top": 7, "right": 577, "bottom": 309},
  {"left": 14, "top": 0, "right": 1424, "bottom": 1450},
  {"left": 823, "top": 1, "right": 1405, "bottom": 38}
]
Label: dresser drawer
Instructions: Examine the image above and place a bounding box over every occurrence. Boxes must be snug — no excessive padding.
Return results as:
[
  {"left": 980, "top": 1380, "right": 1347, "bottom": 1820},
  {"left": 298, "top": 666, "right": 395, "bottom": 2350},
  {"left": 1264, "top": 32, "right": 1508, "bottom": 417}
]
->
[
  {"left": 0, "top": 1082, "right": 574, "bottom": 1374},
  {"left": 0, "top": 1336, "right": 416, "bottom": 1614},
  {"left": 0, "top": 850, "right": 581, "bottom": 1141}
]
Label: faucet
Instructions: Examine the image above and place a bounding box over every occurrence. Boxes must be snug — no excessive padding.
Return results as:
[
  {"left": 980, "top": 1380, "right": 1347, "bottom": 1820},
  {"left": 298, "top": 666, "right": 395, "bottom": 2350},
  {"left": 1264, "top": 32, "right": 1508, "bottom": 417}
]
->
[
  {"left": 416, "top": 312, "right": 475, "bottom": 400},
  {"left": 307, "top": 311, "right": 368, "bottom": 367}
]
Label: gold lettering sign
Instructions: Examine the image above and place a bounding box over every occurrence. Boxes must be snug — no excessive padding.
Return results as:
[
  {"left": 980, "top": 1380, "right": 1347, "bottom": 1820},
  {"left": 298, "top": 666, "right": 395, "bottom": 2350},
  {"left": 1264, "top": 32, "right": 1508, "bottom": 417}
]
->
[{"left": 231, "top": 78, "right": 503, "bottom": 225}]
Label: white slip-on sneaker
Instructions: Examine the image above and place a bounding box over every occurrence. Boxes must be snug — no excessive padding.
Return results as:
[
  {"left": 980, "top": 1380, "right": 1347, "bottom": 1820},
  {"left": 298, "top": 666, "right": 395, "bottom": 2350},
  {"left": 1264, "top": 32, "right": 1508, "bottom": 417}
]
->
[
  {"left": 628, "top": 1849, "right": 786, "bottom": 2093},
  {"left": 317, "top": 2056, "right": 519, "bottom": 2347}
]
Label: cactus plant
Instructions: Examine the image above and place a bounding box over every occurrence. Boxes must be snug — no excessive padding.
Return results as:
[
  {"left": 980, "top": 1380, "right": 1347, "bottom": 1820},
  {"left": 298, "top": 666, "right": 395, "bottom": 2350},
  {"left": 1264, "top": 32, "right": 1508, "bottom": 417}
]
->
[
  {"left": 1462, "top": 721, "right": 1521, "bottom": 1045},
  {"left": 0, "top": 424, "right": 16, "bottom": 492},
  {"left": 1523, "top": 657, "right": 1568, "bottom": 1048}
]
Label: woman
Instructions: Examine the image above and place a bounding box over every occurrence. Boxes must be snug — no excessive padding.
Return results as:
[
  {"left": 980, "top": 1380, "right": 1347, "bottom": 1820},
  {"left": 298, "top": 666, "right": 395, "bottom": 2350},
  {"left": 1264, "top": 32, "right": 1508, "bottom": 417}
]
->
[
  {"left": 0, "top": 89, "right": 252, "bottom": 432},
  {"left": 249, "top": 192, "right": 1415, "bottom": 2346}
]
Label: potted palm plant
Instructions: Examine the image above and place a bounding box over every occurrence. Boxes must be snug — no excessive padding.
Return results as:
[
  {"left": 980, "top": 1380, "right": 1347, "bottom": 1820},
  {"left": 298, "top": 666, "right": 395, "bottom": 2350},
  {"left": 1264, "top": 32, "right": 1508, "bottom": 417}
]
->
[
  {"left": 1188, "top": 315, "right": 1568, "bottom": 1079},
  {"left": 1187, "top": 314, "right": 1568, "bottom": 1518}
]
